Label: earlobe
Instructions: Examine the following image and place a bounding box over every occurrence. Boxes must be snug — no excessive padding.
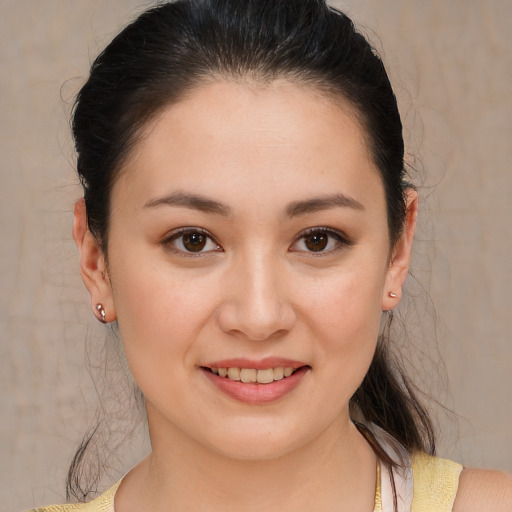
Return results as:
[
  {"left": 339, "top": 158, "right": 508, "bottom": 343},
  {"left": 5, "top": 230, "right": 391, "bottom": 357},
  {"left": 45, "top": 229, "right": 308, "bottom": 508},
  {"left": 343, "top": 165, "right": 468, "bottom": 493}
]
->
[
  {"left": 73, "top": 199, "right": 116, "bottom": 323},
  {"left": 382, "top": 189, "right": 418, "bottom": 311}
]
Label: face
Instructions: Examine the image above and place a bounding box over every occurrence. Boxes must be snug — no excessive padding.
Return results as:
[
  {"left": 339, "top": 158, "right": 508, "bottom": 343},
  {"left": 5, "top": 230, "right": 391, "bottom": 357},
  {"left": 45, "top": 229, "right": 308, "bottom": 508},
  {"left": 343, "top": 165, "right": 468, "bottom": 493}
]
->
[{"left": 79, "top": 80, "right": 414, "bottom": 461}]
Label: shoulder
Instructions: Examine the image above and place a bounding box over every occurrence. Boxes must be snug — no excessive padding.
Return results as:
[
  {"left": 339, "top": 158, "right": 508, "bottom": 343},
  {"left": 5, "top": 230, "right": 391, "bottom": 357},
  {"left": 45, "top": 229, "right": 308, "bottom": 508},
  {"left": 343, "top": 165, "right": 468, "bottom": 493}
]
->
[{"left": 453, "top": 467, "right": 512, "bottom": 512}]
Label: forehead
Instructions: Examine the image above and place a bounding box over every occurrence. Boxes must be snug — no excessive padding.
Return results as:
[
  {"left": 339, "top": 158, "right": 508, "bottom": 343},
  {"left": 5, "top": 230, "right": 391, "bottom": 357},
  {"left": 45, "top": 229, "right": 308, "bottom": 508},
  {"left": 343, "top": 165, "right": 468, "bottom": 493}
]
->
[{"left": 115, "top": 80, "right": 383, "bottom": 212}]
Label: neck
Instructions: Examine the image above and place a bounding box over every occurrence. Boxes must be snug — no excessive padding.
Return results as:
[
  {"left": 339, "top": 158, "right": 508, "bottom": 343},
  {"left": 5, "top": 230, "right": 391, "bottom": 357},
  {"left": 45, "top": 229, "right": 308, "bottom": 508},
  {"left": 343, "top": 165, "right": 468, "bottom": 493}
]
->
[{"left": 116, "top": 411, "right": 377, "bottom": 512}]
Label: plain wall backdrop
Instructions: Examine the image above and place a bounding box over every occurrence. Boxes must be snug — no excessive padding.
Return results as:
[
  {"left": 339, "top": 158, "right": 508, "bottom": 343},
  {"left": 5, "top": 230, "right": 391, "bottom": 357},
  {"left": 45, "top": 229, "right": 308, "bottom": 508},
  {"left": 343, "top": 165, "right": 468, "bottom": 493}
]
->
[{"left": 1, "top": 0, "right": 511, "bottom": 510}]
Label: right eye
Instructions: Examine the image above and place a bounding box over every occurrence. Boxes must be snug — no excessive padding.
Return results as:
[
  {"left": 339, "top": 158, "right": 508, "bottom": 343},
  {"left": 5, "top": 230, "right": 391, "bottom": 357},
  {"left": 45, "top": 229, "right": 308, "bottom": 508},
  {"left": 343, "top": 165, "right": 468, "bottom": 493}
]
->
[
  {"left": 164, "top": 228, "right": 221, "bottom": 255},
  {"left": 290, "top": 227, "right": 352, "bottom": 255}
]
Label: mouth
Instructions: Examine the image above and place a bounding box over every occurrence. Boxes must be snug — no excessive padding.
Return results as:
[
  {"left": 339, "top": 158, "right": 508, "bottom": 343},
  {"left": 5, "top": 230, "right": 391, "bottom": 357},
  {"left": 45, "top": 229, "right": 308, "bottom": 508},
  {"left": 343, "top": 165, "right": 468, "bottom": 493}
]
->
[
  {"left": 201, "top": 358, "right": 311, "bottom": 403},
  {"left": 202, "top": 365, "right": 307, "bottom": 384}
]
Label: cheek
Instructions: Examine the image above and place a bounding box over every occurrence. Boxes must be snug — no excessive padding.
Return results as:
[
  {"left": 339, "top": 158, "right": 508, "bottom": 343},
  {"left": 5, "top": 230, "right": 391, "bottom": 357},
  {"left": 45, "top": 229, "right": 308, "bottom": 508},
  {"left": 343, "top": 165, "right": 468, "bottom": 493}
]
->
[
  {"left": 108, "top": 252, "right": 217, "bottom": 379},
  {"left": 295, "top": 262, "right": 386, "bottom": 393},
  {"left": 299, "top": 262, "right": 385, "bottom": 338}
]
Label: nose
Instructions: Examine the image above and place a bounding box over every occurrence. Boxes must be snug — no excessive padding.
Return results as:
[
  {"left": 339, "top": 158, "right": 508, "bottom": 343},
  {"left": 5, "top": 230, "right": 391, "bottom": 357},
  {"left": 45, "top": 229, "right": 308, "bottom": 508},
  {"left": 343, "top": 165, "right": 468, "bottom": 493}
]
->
[{"left": 216, "top": 252, "right": 296, "bottom": 341}]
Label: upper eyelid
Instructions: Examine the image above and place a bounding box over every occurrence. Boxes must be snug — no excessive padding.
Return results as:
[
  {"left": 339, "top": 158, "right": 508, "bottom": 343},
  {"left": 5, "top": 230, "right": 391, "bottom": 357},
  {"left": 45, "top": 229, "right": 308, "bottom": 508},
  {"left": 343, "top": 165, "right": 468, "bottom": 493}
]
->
[
  {"left": 295, "top": 226, "right": 352, "bottom": 243},
  {"left": 164, "top": 226, "right": 216, "bottom": 241}
]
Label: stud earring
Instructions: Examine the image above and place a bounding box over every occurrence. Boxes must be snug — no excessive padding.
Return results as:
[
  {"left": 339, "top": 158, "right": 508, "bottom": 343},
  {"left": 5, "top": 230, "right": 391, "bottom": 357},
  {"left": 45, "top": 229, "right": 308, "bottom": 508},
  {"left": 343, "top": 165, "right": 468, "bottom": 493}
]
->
[
  {"left": 389, "top": 292, "right": 398, "bottom": 298},
  {"left": 95, "top": 303, "right": 107, "bottom": 323}
]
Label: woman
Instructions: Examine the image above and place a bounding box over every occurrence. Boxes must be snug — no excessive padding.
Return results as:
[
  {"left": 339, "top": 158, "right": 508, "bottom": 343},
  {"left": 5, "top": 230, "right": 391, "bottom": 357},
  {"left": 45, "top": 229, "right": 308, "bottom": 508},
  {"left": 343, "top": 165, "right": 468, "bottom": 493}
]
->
[{"left": 30, "top": 0, "right": 512, "bottom": 511}]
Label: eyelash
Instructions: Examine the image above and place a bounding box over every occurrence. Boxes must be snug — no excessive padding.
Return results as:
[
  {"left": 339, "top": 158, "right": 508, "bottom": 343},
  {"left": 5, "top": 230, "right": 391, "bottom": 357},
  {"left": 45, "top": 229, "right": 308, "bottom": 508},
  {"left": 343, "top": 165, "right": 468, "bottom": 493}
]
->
[
  {"left": 290, "top": 227, "right": 353, "bottom": 255},
  {"left": 162, "top": 227, "right": 352, "bottom": 256},
  {"left": 162, "top": 228, "right": 221, "bottom": 257}
]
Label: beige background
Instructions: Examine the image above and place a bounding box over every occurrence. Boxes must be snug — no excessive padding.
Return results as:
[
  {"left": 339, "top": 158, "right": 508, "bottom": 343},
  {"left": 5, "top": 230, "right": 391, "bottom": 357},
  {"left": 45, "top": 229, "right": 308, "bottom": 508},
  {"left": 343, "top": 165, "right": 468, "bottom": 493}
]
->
[{"left": 1, "top": 0, "right": 511, "bottom": 510}]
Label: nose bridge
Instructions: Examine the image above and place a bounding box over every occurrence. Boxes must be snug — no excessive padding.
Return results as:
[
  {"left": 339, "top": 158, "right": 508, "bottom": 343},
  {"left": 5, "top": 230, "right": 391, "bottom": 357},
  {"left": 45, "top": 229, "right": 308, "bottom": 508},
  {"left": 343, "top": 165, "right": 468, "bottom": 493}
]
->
[
  {"left": 219, "top": 247, "right": 294, "bottom": 340},
  {"left": 247, "top": 250, "right": 279, "bottom": 312}
]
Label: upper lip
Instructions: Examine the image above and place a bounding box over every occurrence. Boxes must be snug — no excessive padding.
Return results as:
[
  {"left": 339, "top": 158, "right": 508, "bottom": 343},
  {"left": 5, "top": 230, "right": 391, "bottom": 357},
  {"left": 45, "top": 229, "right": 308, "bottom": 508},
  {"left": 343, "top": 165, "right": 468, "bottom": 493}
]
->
[{"left": 203, "top": 357, "right": 308, "bottom": 370}]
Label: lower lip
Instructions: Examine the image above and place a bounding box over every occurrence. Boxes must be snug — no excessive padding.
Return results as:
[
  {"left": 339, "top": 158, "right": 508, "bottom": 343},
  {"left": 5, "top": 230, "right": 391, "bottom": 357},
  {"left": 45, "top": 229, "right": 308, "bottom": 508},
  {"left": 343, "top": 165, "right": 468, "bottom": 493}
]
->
[{"left": 202, "top": 366, "right": 310, "bottom": 405}]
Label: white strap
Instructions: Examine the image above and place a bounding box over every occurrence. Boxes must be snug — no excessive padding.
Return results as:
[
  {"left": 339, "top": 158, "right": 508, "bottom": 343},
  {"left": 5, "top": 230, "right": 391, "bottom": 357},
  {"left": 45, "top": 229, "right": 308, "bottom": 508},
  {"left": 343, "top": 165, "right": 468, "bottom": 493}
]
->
[{"left": 371, "top": 425, "right": 414, "bottom": 512}]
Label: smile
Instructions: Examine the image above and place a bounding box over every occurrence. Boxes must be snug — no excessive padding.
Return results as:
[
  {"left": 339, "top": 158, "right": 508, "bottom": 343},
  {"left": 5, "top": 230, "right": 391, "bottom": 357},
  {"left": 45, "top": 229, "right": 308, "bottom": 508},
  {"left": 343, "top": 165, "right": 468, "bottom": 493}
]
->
[
  {"left": 208, "top": 366, "right": 297, "bottom": 384},
  {"left": 202, "top": 363, "right": 310, "bottom": 404}
]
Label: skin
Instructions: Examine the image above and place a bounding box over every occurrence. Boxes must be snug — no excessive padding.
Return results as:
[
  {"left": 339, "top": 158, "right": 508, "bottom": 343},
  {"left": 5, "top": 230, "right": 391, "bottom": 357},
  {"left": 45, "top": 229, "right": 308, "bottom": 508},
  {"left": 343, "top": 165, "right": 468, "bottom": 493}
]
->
[
  {"left": 454, "top": 469, "right": 512, "bottom": 511},
  {"left": 73, "top": 81, "right": 511, "bottom": 510}
]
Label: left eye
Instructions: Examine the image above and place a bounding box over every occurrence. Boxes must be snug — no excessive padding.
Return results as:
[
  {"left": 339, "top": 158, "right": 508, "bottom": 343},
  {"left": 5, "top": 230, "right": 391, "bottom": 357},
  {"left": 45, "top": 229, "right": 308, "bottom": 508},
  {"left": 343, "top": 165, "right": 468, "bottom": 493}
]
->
[
  {"left": 166, "top": 229, "right": 220, "bottom": 254},
  {"left": 291, "top": 229, "right": 349, "bottom": 253}
]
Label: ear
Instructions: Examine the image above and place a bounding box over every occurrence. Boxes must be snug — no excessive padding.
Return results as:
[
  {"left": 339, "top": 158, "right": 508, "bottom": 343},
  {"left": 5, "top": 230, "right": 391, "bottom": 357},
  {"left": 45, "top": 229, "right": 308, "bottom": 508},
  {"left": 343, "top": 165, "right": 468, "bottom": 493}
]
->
[
  {"left": 381, "top": 188, "right": 418, "bottom": 311},
  {"left": 73, "top": 199, "right": 116, "bottom": 322}
]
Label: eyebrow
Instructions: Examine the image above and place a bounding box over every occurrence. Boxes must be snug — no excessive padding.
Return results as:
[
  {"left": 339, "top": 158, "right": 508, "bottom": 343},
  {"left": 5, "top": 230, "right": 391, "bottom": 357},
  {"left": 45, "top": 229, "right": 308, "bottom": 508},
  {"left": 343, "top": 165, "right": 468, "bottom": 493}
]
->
[
  {"left": 143, "top": 191, "right": 364, "bottom": 217},
  {"left": 144, "top": 191, "right": 233, "bottom": 216},
  {"left": 286, "top": 194, "right": 364, "bottom": 217}
]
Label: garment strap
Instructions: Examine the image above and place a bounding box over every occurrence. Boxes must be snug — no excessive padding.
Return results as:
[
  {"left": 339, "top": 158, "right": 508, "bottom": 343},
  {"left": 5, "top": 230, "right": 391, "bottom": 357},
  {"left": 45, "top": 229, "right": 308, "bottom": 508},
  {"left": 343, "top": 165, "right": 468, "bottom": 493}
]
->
[
  {"left": 410, "top": 452, "right": 463, "bottom": 512},
  {"left": 371, "top": 425, "right": 414, "bottom": 512},
  {"left": 374, "top": 461, "right": 382, "bottom": 511},
  {"left": 27, "top": 480, "right": 120, "bottom": 512}
]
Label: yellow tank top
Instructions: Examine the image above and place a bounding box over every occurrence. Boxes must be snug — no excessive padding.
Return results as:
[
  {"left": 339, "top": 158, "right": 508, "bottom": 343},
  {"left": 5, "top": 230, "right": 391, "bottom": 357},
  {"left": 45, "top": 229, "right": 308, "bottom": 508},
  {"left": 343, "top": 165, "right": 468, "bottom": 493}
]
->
[{"left": 28, "top": 453, "right": 462, "bottom": 512}]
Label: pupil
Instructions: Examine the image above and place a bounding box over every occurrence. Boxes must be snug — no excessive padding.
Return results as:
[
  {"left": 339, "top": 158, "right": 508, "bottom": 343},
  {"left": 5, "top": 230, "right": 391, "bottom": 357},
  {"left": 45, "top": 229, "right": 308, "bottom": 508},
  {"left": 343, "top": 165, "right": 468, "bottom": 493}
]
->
[
  {"left": 183, "top": 232, "right": 206, "bottom": 252},
  {"left": 305, "top": 233, "right": 328, "bottom": 251}
]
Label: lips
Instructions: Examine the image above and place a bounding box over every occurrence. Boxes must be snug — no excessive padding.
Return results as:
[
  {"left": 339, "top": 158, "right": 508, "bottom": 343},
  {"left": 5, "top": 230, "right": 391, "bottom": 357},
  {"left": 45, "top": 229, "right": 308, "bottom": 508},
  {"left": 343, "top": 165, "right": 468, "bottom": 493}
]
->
[{"left": 201, "top": 358, "right": 310, "bottom": 404}]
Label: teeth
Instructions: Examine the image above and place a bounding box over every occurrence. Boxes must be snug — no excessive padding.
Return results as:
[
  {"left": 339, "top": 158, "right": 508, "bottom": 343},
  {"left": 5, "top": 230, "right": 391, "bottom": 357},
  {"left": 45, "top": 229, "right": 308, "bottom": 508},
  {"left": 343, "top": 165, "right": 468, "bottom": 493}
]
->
[
  {"left": 211, "top": 366, "right": 298, "bottom": 384},
  {"left": 273, "top": 367, "right": 284, "bottom": 380},
  {"left": 257, "top": 369, "right": 274, "bottom": 384},
  {"left": 227, "top": 367, "right": 241, "bottom": 381},
  {"left": 240, "top": 368, "right": 257, "bottom": 383}
]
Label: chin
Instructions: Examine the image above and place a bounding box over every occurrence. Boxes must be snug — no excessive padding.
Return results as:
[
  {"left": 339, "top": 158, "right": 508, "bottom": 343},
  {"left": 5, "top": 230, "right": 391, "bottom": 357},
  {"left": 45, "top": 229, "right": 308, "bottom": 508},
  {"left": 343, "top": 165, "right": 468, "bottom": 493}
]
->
[{"left": 200, "top": 419, "right": 314, "bottom": 462}]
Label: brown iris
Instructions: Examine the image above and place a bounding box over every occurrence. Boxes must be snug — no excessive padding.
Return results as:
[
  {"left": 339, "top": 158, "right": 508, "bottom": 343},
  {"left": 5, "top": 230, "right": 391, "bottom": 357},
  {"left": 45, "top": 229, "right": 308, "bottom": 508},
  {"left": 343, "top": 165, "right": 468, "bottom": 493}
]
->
[
  {"left": 304, "top": 232, "right": 328, "bottom": 252},
  {"left": 183, "top": 232, "right": 207, "bottom": 252}
]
